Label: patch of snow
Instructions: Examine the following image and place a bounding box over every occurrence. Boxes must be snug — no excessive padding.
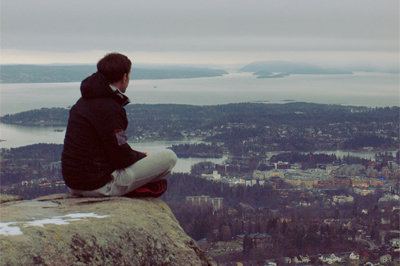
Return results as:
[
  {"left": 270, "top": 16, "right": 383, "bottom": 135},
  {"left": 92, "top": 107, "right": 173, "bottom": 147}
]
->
[
  {"left": 0, "top": 222, "right": 23, "bottom": 236},
  {"left": 25, "top": 218, "right": 70, "bottom": 227},
  {"left": 0, "top": 212, "right": 109, "bottom": 236},
  {"left": 62, "top": 213, "right": 109, "bottom": 219}
]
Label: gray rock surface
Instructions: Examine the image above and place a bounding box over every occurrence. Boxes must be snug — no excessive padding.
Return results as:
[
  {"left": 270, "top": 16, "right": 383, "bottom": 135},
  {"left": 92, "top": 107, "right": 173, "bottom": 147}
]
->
[
  {"left": 0, "top": 194, "right": 23, "bottom": 204},
  {"left": 0, "top": 194, "right": 214, "bottom": 266}
]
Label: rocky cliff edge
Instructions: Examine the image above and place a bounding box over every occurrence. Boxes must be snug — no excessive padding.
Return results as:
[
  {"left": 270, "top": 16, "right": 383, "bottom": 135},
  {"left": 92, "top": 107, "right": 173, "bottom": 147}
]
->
[{"left": 0, "top": 194, "right": 214, "bottom": 266}]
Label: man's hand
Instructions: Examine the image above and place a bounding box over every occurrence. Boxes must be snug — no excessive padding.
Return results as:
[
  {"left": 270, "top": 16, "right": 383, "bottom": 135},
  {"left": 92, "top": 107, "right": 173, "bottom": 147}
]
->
[{"left": 142, "top": 152, "right": 149, "bottom": 156}]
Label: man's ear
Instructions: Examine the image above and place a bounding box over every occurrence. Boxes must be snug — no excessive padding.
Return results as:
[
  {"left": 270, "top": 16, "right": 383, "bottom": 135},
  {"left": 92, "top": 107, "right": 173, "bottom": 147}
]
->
[{"left": 123, "top": 73, "right": 129, "bottom": 82}]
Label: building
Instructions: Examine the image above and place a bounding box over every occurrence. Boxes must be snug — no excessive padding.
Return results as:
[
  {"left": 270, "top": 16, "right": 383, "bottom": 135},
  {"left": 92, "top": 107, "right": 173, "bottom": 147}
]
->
[
  {"left": 293, "top": 255, "right": 310, "bottom": 264},
  {"left": 43, "top": 161, "right": 62, "bottom": 170},
  {"left": 319, "top": 254, "right": 342, "bottom": 264},
  {"left": 266, "top": 170, "right": 284, "bottom": 178},
  {"left": 252, "top": 170, "right": 265, "bottom": 180},
  {"left": 349, "top": 252, "right": 359, "bottom": 260},
  {"left": 379, "top": 254, "right": 392, "bottom": 264},
  {"left": 326, "top": 165, "right": 340, "bottom": 176},
  {"left": 284, "top": 178, "right": 318, "bottom": 189},
  {"left": 351, "top": 177, "right": 384, "bottom": 188},
  {"left": 353, "top": 188, "right": 375, "bottom": 196},
  {"left": 390, "top": 238, "right": 400, "bottom": 248},
  {"left": 378, "top": 194, "right": 400, "bottom": 203},
  {"left": 201, "top": 170, "right": 221, "bottom": 180},
  {"left": 245, "top": 179, "right": 258, "bottom": 186},
  {"left": 332, "top": 176, "right": 352, "bottom": 187},
  {"left": 333, "top": 195, "right": 354, "bottom": 204},
  {"left": 236, "top": 233, "right": 272, "bottom": 248},
  {"left": 275, "top": 161, "right": 290, "bottom": 169},
  {"left": 186, "top": 195, "right": 224, "bottom": 210}
]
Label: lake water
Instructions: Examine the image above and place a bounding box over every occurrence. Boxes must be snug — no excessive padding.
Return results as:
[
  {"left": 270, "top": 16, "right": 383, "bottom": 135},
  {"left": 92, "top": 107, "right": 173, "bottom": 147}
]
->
[
  {"left": 1, "top": 123, "right": 395, "bottom": 173},
  {"left": 0, "top": 123, "right": 226, "bottom": 173},
  {"left": 0, "top": 72, "right": 398, "bottom": 171},
  {"left": 0, "top": 72, "right": 398, "bottom": 115}
]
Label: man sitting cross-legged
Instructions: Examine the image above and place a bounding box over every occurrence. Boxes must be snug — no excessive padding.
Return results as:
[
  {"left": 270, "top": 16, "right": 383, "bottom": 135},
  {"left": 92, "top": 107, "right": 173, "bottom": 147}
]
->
[{"left": 61, "top": 53, "right": 177, "bottom": 197}]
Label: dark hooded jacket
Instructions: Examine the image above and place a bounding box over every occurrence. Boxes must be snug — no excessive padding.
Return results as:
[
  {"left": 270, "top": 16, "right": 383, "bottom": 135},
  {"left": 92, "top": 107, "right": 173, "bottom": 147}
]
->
[{"left": 61, "top": 72, "right": 146, "bottom": 190}]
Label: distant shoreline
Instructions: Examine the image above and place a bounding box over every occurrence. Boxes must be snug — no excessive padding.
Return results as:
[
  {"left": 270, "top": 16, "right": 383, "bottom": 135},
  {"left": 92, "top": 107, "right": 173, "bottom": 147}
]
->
[
  {"left": 0, "top": 64, "right": 228, "bottom": 84},
  {"left": 0, "top": 74, "right": 228, "bottom": 84},
  {"left": 2, "top": 62, "right": 398, "bottom": 84}
]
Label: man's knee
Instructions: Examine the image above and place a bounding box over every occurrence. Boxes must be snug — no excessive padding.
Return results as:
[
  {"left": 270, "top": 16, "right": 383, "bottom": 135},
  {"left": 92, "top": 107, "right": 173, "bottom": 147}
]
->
[{"left": 166, "top": 149, "right": 178, "bottom": 166}]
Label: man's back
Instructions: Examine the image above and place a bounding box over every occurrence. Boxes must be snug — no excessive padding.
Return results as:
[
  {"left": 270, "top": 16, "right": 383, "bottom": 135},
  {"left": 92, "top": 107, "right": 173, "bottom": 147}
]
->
[{"left": 62, "top": 72, "right": 145, "bottom": 191}]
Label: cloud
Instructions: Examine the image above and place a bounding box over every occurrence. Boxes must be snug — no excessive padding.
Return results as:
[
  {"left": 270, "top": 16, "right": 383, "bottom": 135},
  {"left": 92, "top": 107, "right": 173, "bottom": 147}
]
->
[{"left": 1, "top": 0, "right": 398, "bottom": 64}]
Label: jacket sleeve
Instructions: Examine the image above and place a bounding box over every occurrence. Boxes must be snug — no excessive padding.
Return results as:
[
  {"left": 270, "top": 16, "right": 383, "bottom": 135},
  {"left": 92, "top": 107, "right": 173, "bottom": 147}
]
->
[{"left": 94, "top": 105, "right": 146, "bottom": 170}]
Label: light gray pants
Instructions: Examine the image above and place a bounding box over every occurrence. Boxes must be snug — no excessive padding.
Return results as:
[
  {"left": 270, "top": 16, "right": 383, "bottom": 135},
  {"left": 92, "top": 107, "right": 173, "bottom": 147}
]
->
[{"left": 70, "top": 149, "right": 178, "bottom": 197}]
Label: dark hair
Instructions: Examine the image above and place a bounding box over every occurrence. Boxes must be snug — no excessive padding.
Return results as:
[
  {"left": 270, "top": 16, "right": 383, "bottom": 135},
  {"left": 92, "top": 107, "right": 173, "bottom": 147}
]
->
[{"left": 97, "top": 53, "right": 132, "bottom": 83}]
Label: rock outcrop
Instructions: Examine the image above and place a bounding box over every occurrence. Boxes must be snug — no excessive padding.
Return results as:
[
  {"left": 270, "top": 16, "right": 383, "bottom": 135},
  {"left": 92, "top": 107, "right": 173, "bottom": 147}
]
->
[
  {"left": 0, "top": 194, "right": 23, "bottom": 204},
  {"left": 0, "top": 194, "right": 214, "bottom": 266}
]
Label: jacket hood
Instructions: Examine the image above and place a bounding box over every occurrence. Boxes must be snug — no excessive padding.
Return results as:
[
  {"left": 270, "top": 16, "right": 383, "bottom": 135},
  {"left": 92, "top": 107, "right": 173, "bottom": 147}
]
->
[{"left": 80, "top": 72, "right": 130, "bottom": 106}]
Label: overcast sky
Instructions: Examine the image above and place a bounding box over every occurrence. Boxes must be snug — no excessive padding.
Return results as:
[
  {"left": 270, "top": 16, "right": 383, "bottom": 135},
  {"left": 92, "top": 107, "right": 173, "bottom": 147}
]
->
[{"left": 1, "top": 0, "right": 398, "bottom": 67}]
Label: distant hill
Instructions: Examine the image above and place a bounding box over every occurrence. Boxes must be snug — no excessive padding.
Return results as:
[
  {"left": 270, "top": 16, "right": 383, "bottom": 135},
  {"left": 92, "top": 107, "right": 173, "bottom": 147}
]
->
[
  {"left": 0, "top": 107, "right": 69, "bottom": 126},
  {"left": 0, "top": 64, "right": 228, "bottom": 83},
  {"left": 1, "top": 102, "right": 396, "bottom": 128},
  {"left": 240, "top": 61, "right": 352, "bottom": 78}
]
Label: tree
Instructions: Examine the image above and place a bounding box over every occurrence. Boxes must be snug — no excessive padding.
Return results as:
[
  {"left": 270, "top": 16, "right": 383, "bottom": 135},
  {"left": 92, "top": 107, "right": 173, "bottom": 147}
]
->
[
  {"left": 220, "top": 225, "right": 232, "bottom": 241},
  {"left": 243, "top": 234, "right": 253, "bottom": 256}
]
